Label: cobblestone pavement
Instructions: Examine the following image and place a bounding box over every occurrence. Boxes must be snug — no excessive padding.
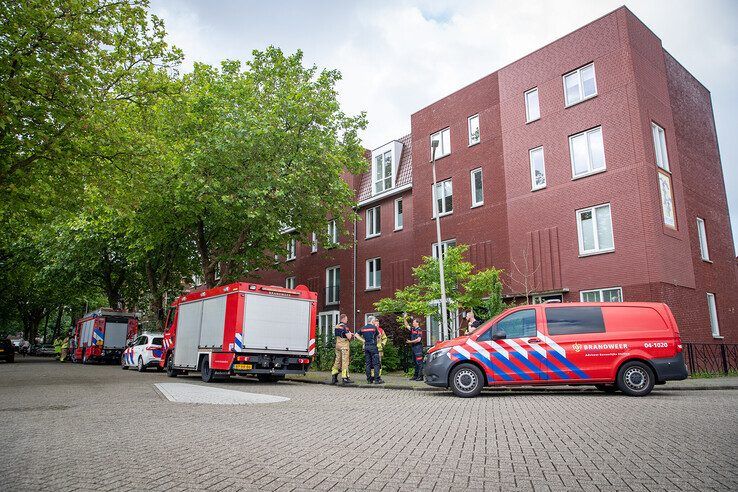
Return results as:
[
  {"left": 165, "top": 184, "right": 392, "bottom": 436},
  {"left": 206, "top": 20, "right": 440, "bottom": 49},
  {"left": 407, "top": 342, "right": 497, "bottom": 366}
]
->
[{"left": 1, "top": 357, "right": 736, "bottom": 491}]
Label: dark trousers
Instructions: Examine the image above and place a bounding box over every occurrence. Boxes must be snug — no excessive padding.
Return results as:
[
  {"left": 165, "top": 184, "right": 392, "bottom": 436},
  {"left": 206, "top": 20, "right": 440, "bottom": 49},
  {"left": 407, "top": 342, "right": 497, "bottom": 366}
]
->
[
  {"left": 364, "top": 345, "right": 380, "bottom": 380},
  {"left": 412, "top": 345, "right": 424, "bottom": 379}
]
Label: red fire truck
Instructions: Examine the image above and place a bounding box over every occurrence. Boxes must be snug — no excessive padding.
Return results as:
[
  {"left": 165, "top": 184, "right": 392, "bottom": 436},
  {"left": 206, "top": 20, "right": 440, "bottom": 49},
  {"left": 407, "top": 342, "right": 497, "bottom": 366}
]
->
[
  {"left": 159, "top": 282, "right": 317, "bottom": 382},
  {"left": 73, "top": 309, "right": 138, "bottom": 364}
]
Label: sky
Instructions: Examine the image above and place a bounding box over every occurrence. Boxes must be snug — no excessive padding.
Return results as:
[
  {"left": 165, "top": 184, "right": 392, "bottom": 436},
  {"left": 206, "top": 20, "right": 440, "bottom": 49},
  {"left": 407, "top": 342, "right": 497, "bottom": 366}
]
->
[{"left": 150, "top": 0, "right": 738, "bottom": 251}]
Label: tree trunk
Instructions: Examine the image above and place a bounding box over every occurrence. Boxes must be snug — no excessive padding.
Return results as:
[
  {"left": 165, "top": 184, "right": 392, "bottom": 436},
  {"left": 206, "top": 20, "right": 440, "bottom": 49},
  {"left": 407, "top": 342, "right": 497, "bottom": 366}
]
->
[
  {"left": 196, "top": 218, "right": 216, "bottom": 288},
  {"left": 42, "top": 312, "right": 50, "bottom": 343},
  {"left": 52, "top": 305, "right": 64, "bottom": 341}
]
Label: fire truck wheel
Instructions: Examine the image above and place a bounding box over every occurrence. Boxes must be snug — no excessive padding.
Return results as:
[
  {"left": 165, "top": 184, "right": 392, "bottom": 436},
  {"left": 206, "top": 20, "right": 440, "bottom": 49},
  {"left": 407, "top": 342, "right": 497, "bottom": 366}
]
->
[
  {"left": 449, "top": 363, "right": 484, "bottom": 398},
  {"left": 201, "top": 358, "right": 215, "bottom": 383},
  {"left": 137, "top": 356, "right": 147, "bottom": 372},
  {"left": 595, "top": 384, "right": 617, "bottom": 393},
  {"left": 616, "top": 361, "right": 655, "bottom": 397},
  {"left": 166, "top": 354, "right": 178, "bottom": 378}
]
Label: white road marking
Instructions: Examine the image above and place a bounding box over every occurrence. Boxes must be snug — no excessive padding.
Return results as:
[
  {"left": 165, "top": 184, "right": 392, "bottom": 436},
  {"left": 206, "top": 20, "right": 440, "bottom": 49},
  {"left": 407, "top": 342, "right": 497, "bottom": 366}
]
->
[{"left": 154, "top": 383, "right": 290, "bottom": 405}]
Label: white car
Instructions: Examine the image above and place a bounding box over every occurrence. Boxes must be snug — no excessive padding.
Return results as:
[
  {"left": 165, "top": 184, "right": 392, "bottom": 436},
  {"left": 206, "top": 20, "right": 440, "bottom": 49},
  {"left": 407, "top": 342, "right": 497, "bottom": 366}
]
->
[{"left": 121, "top": 333, "right": 164, "bottom": 372}]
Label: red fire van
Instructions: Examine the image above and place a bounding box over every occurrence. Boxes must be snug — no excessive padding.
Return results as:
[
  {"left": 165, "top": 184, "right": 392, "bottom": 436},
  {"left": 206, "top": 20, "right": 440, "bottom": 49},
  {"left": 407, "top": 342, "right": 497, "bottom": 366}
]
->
[{"left": 424, "top": 302, "right": 687, "bottom": 397}]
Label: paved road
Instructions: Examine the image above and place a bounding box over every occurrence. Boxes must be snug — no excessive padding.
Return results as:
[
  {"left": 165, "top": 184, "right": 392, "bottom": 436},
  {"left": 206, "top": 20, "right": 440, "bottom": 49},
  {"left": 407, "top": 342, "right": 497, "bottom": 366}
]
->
[{"left": 1, "top": 357, "right": 736, "bottom": 491}]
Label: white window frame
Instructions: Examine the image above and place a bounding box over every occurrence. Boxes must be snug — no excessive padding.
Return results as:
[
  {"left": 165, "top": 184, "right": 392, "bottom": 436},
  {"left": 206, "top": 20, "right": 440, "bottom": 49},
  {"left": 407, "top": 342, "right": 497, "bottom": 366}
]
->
[
  {"left": 579, "top": 287, "right": 623, "bottom": 302},
  {"left": 576, "top": 203, "right": 614, "bottom": 256},
  {"left": 327, "top": 219, "right": 338, "bottom": 246},
  {"left": 285, "top": 276, "right": 296, "bottom": 289},
  {"left": 707, "top": 293, "right": 721, "bottom": 338},
  {"left": 658, "top": 170, "right": 677, "bottom": 229},
  {"left": 433, "top": 179, "right": 453, "bottom": 217},
  {"left": 468, "top": 114, "right": 480, "bottom": 146},
  {"left": 366, "top": 206, "right": 381, "bottom": 239},
  {"left": 696, "top": 217, "right": 710, "bottom": 262},
  {"left": 311, "top": 232, "right": 318, "bottom": 253},
  {"left": 651, "top": 122, "right": 670, "bottom": 172},
  {"left": 432, "top": 239, "right": 457, "bottom": 260},
  {"left": 366, "top": 257, "right": 381, "bottom": 290},
  {"left": 318, "top": 310, "right": 340, "bottom": 343},
  {"left": 563, "top": 62, "right": 597, "bottom": 107},
  {"left": 394, "top": 198, "right": 403, "bottom": 231},
  {"left": 286, "top": 238, "right": 296, "bottom": 261},
  {"left": 525, "top": 87, "right": 540, "bottom": 122},
  {"left": 470, "top": 168, "right": 484, "bottom": 207},
  {"left": 326, "top": 266, "right": 340, "bottom": 305},
  {"left": 529, "top": 146, "right": 546, "bottom": 191},
  {"left": 372, "top": 149, "right": 394, "bottom": 194},
  {"left": 430, "top": 128, "right": 451, "bottom": 160},
  {"left": 569, "top": 126, "right": 606, "bottom": 179}
]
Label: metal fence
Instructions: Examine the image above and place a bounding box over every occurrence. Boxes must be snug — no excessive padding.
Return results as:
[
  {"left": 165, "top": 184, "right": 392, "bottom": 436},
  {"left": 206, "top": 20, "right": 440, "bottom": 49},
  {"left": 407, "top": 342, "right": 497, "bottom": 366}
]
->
[{"left": 683, "top": 343, "right": 738, "bottom": 375}]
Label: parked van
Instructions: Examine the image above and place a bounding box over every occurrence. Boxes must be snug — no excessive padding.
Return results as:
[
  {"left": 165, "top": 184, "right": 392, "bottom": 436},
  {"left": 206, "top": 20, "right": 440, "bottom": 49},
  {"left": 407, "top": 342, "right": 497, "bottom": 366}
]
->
[{"left": 424, "top": 302, "right": 687, "bottom": 397}]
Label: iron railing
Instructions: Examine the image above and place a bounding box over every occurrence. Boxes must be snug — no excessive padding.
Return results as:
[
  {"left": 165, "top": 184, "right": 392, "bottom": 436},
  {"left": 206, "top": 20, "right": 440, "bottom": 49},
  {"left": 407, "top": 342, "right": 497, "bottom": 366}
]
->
[{"left": 683, "top": 343, "right": 738, "bottom": 375}]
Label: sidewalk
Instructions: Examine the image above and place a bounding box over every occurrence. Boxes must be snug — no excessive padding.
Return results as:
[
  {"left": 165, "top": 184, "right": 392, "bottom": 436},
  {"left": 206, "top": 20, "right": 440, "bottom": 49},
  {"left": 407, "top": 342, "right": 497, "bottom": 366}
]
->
[{"left": 288, "top": 371, "right": 738, "bottom": 392}]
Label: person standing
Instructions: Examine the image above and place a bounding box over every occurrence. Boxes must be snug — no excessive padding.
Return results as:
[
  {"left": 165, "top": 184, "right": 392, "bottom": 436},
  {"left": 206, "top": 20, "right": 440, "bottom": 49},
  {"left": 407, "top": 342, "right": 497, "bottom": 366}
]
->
[
  {"left": 404, "top": 315, "right": 425, "bottom": 381},
  {"left": 357, "top": 316, "right": 383, "bottom": 384},
  {"left": 376, "top": 324, "right": 388, "bottom": 377},
  {"left": 330, "top": 314, "right": 354, "bottom": 385},
  {"left": 465, "top": 310, "right": 482, "bottom": 335}
]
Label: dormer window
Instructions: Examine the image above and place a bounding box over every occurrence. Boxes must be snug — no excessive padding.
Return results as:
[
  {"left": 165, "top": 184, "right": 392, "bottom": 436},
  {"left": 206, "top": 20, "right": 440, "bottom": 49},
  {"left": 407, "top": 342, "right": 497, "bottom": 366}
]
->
[{"left": 371, "top": 140, "right": 404, "bottom": 196}]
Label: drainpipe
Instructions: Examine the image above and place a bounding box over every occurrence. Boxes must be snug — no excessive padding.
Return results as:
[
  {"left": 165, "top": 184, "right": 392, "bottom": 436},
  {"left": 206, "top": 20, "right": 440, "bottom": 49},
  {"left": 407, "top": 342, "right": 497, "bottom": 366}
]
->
[{"left": 352, "top": 214, "right": 357, "bottom": 330}]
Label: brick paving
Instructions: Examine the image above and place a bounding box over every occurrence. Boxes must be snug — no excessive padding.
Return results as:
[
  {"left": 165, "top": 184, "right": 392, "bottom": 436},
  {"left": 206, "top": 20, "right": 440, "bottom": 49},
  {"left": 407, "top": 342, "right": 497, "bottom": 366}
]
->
[{"left": 1, "top": 357, "right": 736, "bottom": 491}]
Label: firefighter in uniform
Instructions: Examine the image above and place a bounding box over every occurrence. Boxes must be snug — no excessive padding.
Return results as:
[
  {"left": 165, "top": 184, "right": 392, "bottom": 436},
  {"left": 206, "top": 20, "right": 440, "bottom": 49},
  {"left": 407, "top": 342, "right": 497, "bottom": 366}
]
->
[
  {"left": 330, "top": 314, "right": 355, "bottom": 385},
  {"left": 404, "top": 315, "right": 425, "bottom": 381},
  {"left": 357, "top": 316, "right": 384, "bottom": 384}
]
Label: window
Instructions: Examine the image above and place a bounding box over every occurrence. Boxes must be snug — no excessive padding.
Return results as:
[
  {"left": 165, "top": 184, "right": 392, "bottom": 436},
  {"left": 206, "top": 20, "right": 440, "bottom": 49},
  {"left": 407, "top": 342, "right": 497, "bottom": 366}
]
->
[
  {"left": 311, "top": 232, "right": 318, "bottom": 253},
  {"left": 658, "top": 170, "right": 676, "bottom": 229},
  {"left": 577, "top": 204, "right": 614, "bottom": 255},
  {"left": 285, "top": 276, "right": 296, "bottom": 289},
  {"left": 697, "top": 218, "right": 710, "bottom": 261},
  {"left": 432, "top": 239, "right": 456, "bottom": 260},
  {"left": 366, "top": 258, "right": 381, "bottom": 290},
  {"left": 394, "top": 198, "right": 403, "bottom": 230},
  {"left": 580, "top": 287, "right": 623, "bottom": 302},
  {"left": 471, "top": 168, "right": 484, "bottom": 207},
  {"left": 479, "top": 309, "right": 536, "bottom": 340},
  {"left": 152, "top": 337, "right": 163, "bottom": 346},
  {"left": 707, "top": 293, "right": 720, "bottom": 338},
  {"left": 318, "top": 311, "right": 340, "bottom": 342},
  {"left": 286, "top": 238, "right": 296, "bottom": 261},
  {"left": 532, "top": 293, "right": 563, "bottom": 304},
  {"left": 529, "top": 147, "right": 546, "bottom": 190},
  {"left": 651, "top": 123, "right": 670, "bottom": 172},
  {"left": 373, "top": 150, "right": 393, "bottom": 194},
  {"left": 433, "top": 179, "right": 453, "bottom": 217},
  {"left": 366, "top": 206, "right": 381, "bottom": 238},
  {"left": 569, "top": 126, "right": 605, "bottom": 178},
  {"left": 468, "top": 114, "right": 480, "bottom": 146},
  {"left": 563, "top": 63, "right": 597, "bottom": 106},
  {"left": 430, "top": 128, "right": 451, "bottom": 159},
  {"left": 546, "top": 307, "right": 606, "bottom": 335},
  {"left": 327, "top": 219, "right": 338, "bottom": 246},
  {"left": 326, "top": 266, "right": 340, "bottom": 305},
  {"left": 525, "top": 88, "right": 540, "bottom": 122}
]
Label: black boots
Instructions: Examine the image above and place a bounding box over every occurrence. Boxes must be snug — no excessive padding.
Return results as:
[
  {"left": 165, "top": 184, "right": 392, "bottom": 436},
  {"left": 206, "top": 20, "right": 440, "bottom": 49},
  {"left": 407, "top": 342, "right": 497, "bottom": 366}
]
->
[{"left": 330, "top": 373, "right": 338, "bottom": 385}]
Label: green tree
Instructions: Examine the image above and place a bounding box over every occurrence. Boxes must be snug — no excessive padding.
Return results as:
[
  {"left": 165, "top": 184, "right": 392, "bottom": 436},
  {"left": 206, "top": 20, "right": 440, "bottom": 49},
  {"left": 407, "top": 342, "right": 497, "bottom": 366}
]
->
[
  {"left": 158, "top": 49, "right": 367, "bottom": 287},
  {"left": 374, "top": 245, "right": 506, "bottom": 336}
]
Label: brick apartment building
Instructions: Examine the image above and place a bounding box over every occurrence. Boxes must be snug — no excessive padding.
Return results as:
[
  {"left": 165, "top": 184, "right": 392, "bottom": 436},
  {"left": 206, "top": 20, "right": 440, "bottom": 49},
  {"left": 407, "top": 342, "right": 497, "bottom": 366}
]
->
[{"left": 252, "top": 7, "right": 737, "bottom": 346}]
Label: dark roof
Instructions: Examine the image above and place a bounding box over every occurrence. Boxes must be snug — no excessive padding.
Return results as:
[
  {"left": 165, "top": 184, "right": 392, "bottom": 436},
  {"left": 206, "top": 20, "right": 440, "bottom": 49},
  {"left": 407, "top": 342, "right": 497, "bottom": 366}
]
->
[{"left": 357, "top": 134, "right": 412, "bottom": 202}]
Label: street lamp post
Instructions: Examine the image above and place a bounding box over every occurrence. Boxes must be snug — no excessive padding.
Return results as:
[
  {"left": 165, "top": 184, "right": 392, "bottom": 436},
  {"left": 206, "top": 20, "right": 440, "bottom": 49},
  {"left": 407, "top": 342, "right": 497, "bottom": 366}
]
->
[{"left": 431, "top": 140, "right": 450, "bottom": 341}]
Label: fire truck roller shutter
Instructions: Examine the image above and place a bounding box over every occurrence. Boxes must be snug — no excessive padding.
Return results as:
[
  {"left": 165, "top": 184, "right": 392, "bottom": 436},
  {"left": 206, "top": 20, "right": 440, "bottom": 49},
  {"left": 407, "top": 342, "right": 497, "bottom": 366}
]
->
[
  {"left": 81, "top": 320, "right": 95, "bottom": 345},
  {"left": 199, "top": 295, "right": 227, "bottom": 349},
  {"left": 103, "top": 322, "right": 128, "bottom": 349},
  {"left": 242, "top": 294, "right": 311, "bottom": 352},
  {"left": 173, "top": 300, "right": 204, "bottom": 369}
]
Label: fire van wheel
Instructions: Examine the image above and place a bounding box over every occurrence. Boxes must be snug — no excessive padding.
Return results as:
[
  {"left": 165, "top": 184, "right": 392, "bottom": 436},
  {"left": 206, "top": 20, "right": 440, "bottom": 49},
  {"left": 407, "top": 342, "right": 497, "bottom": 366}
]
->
[
  {"left": 137, "top": 356, "right": 146, "bottom": 373},
  {"left": 449, "top": 363, "right": 484, "bottom": 398},
  {"left": 166, "top": 354, "right": 178, "bottom": 378},
  {"left": 616, "top": 361, "right": 655, "bottom": 397},
  {"left": 201, "top": 358, "right": 215, "bottom": 383}
]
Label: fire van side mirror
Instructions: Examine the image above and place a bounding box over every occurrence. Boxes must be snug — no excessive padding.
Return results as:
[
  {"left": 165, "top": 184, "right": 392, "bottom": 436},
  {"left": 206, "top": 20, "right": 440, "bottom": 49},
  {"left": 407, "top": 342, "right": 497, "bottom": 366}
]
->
[{"left": 492, "top": 329, "right": 507, "bottom": 340}]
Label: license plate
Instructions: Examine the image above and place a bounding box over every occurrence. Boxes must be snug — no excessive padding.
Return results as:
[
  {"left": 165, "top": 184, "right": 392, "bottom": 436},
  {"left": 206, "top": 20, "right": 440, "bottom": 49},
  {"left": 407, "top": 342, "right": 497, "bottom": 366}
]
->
[{"left": 233, "top": 363, "right": 252, "bottom": 370}]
